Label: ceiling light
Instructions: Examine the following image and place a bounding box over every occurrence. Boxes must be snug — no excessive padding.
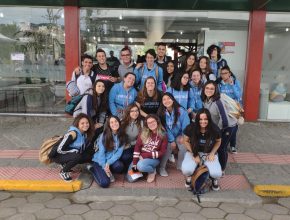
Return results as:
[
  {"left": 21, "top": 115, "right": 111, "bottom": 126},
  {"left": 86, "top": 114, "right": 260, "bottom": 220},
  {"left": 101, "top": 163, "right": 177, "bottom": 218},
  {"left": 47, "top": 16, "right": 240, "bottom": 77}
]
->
[
  {"left": 195, "top": 18, "right": 199, "bottom": 22},
  {"left": 176, "top": 39, "right": 179, "bottom": 42},
  {"left": 180, "top": 31, "right": 183, "bottom": 35},
  {"left": 61, "top": 13, "right": 64, "bottom": 18},
  {"left": 0, "top": 13, "right": 4, "bottom": 18},
  {"left": 119, "top": 14, "right": 122, "bottom": 20},
  {"left": 127, "top": 30, "right": 130, "bottom": 34},
  {"left": 87, "top": 28, "right": 90, "bottom": 32},
  {"left": 286, "top": 28, "right": 289, "bottom": 32},
  {"left": 93, "top": 36, "right": 96, "bottom": 40}
]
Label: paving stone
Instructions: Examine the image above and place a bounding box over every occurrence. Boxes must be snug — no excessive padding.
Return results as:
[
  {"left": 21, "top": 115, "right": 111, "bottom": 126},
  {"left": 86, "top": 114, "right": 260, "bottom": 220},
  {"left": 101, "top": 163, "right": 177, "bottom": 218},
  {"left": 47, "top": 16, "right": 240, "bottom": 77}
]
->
[
  {"left": 0, "top": 192, "right": 11, "bottom": 201},
  {"left": 7, "top": 213, "right": 36, "bottom": 220},
  {"left": 109, "top": 217, "right": 132, "bottom": 220},
  {"left": 89, "top": 201, "right": 114, "bottom": 210},
  {"left": 160, "top": 218, "right": 176, "bottom": 220},
  {"left": 219, "top": 203, "right": 245, "bottom": 213},
  {"left": 62, "top": 204, "right": 90, "bottom": 215},
  {"left": 82, "top": 210, "right": 111, "bottom": 220},
  {"left": 132, "top": 211, "right": 158, "bottom": 220},
  {"left": 262, "top": 204, "right": 289, "bottom": 215},
  {"left": 55, "top": 215, "right": 83, "bottom": 220},
  {"left": 18, "top": 203, "right": 45, "bottom": 213},
  {"left": 199, "top": 207, "right": 226, "bottom": 219},
  {"left": 45, "top": 198, "right": 71, "bottom": 209},
  {"left": 114, "top": 200, "right": 135, "bottom": 205},
  {"left": 34, "top": 208, "right": 64, "bottom": 219},
  {"left": 175, "top": 201, "right": 201, "bottom": 213},
  {"left": 226, "top": 214, "right": 254, "bottom": 220},
  {"left": 27, "top": 193, "right": 54, "bottom": 203},
  {"left": 278, "top": 198, "right": 290, "bottom": 209},
  {"left": 155, "top": 207, "right": 181, "bottom": 218},
  {"left": 197, "top": 201, "right": 220, "bottom": 208},
  {"left": 132, "top": 202, "right": 157, "bottom": 211},
  {"left": 245, "top": 208, "right": 272, "bottom": 220},
  {"left": 10, "top": 192, "right": 32, "bottom": 198},
  {"left": 178, "top": 213, "right": 207, "bottom": 220},
  {"left": 272, "top": 215, "right": 290, "bottom": 220},
  {"left": 0, "top": 198, "right": 27, "bottom": 208},
  {"left": 109, "top": 205, "right": 135, "bottom": 216},
  {"left": 0, "top": 207, "right": 17, "bottom": 218},
  {"left": 154, "top": 197, "right": 179, "bottom": 206}
]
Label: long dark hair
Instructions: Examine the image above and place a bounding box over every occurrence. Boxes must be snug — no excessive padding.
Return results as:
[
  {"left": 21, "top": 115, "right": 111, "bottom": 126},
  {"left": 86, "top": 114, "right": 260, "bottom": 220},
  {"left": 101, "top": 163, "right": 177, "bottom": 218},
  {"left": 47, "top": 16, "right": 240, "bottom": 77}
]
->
[
  {"left": 180, "top": 52, "right": 197, "bottom": 74},
  {"left": 201, "top": 80, "right": 220, "bottom": 102},
  {"left": 102, "top": 115, "right": 126, "bottom": 151},
  {"left": 72, "top": 113, "right": 94, "bottom": 141},
  {"left": 137, "top": 76, "right": 158, "bottom": 105},
  {"left": 92, "top": 80, "right": 108, "bottom": 114},
  {"left": 206, "top": 44, "right": 221, "bottom": 60},
  {"left": 120, "top": 103, "right": 143, "bottom": 140},
  {"left": 191, "top": 108, "right": 218, "bottom": 156},
  {"left": 171, "top": 71, "right": 191, "bottom": 91},
  {"left": 198, "top": 56, "right": 212, "bottom": 75},
  {"left": 157, "top": 92, "right": 181, "bottom": 128}
]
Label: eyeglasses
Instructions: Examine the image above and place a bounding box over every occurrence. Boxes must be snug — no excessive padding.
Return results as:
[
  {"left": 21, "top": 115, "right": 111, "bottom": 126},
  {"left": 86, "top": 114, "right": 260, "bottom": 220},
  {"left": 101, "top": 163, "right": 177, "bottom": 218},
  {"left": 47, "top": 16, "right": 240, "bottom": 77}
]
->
[
  {"left": 121, "top": 54, "right": 131, "bottom": 57},
  {"left": 147, "top": 120, "right": 157, "bottom": 125}
]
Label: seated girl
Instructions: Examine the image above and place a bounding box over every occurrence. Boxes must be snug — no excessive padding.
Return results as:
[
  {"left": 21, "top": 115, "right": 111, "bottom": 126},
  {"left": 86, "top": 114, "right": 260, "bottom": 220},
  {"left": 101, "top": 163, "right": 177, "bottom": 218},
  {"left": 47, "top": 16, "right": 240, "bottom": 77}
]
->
[
  {"left": 129, "top": 114, "right": 167, "bottom": 183},
  {"left": 91, "top": 116, "right": 127, "bottom": 188}
]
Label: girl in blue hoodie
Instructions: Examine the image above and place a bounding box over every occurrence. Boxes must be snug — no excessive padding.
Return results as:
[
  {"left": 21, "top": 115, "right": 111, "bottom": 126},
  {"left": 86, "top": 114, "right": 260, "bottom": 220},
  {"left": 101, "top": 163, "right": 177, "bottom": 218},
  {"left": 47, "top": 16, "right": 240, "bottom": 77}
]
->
[
  {"left": 91, "top": 115, "right": 127, "bottom": 188},
  {"left": 157, "top": 92, "right": 190, "bottom": 176},
  {"left": 190, "top": 69, "right": 203, "bottom": 115},
  {"left": 134, "top": 49, "right": 163, "bottom": 91},
  {"left": 167, "top": 71, "right": 195, "bottom": 115},
  {"left": 109, "top": 72, "right": 137, "bottom": 119},
  {"left": 217, "top": 66, "right": 242, "bottom": 154},
  {"left": 50, "top": 113, "right": 95, "bottom": 182}
]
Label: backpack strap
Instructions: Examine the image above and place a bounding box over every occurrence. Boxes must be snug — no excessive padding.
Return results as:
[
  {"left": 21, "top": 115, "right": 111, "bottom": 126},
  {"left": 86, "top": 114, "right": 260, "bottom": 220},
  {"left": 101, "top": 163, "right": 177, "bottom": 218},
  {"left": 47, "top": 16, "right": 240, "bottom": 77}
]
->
[
  {"left": 216, "top": 99, "right": 229, "bottom": 129},
  {"left": 191, "top": 165, "right": 208, "bottom": 188},
  {"left": 67, "top": 131, "right": 77, "bottom": 140}
]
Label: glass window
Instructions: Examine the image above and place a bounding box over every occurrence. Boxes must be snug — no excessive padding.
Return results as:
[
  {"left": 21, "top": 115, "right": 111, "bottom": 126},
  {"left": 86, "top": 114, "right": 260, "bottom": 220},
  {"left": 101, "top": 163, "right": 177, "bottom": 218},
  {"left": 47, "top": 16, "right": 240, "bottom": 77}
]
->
[
  {"left": 0, "top": 7, "right": 65, "bottom": 114},
  {"left": 260, "top": 13, "right": 290, "bottom": 120},
  {"left": 80, "top": 9, "right": 249, "bottom": 86}
]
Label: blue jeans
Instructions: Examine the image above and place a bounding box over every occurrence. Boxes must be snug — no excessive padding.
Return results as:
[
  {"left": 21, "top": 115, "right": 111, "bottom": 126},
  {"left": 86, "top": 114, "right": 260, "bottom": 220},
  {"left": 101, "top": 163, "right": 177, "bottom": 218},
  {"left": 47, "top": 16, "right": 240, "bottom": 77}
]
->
[
  {"left": 92, "top": 160, "right": 124, "bottom": 188},
  {"left": 128, "top": 158, "right": 160, "bottom": 174},
  {"left": 230, "top": 124, "right": 238, "bottom": 148},
  {"left": 120, "top": 147, "right": 134, "bottom": 170}
]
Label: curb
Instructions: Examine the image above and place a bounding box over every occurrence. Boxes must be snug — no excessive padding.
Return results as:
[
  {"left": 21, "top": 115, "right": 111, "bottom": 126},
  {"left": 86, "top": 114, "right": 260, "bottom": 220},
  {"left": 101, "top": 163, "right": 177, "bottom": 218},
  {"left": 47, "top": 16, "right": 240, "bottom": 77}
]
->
[
  {"left": 254, "top": 185, "right": 290, "bottom": 197},
  {"left": 0, "top": 180, "right": 82, "bottom": 192}
]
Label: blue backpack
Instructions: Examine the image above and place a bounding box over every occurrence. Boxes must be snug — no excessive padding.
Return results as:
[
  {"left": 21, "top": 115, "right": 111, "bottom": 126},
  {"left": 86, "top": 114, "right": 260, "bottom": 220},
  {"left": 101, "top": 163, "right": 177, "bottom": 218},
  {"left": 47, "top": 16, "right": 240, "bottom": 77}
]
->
[{"left": 191, "top": 165, "right": 212, "bottom": 203}]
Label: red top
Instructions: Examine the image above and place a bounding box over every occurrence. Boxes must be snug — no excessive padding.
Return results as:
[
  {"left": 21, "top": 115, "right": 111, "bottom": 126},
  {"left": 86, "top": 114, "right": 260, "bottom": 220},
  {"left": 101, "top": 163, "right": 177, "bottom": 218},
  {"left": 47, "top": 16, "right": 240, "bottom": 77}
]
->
[{"left": 132, "top": 133, "right": 168, "bottom": 165}]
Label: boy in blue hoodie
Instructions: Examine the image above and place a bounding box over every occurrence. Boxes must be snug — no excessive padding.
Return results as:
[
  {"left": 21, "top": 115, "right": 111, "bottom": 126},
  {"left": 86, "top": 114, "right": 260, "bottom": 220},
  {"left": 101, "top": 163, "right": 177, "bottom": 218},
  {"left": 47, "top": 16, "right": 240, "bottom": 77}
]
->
[{"left": 109, "top": 72, "right": 137, "bottom": 119}]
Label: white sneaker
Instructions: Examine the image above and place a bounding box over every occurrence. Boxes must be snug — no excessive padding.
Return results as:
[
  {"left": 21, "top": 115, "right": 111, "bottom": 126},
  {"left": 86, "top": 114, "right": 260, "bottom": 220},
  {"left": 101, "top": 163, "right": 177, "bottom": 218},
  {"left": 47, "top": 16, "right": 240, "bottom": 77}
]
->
[
  {"left": 169, "top": 154, "right": 175, "bottom": 163},
  {"left": 212, "top": 179, "right": 220, "bottom": 191},
  {"left": 59, "top": 170, "right": 72, "bottom": 182},
  {"left": 185, "top": 177, "right": 191, "bottom": 188},
  {"left": 158, "top": 168, "right": 169, "bottom": 177},
  {"left": 231, "top": 147, "right": 238, "bottom": 154}
]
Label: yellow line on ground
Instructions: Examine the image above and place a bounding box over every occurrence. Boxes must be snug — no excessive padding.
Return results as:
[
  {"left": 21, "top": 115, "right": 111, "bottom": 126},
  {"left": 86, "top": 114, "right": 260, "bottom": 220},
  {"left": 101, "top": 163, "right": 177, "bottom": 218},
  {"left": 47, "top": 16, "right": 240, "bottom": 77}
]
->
[
  {"left": 0, "top": 180, "right": 82, "bottom": 192},
  {"left": 254, "top": 185, "right": 290, "bottom": 197}
]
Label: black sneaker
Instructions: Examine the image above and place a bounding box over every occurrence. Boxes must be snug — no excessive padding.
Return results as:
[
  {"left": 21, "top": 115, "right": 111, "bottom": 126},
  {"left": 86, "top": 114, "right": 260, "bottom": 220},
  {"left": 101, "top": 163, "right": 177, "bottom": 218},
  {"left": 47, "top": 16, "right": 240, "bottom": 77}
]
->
[
  {"left": 212, "top": 179, "right": 220, "bottom": 191},
  {"left": 231, "top": 147, "right": 237, "bottom": 154},
  {"left": 185, "top": 177, "right": 191, "bottom": 188},
  {"left": 60, "top": 170, "right": 72, "bottom": 182}
]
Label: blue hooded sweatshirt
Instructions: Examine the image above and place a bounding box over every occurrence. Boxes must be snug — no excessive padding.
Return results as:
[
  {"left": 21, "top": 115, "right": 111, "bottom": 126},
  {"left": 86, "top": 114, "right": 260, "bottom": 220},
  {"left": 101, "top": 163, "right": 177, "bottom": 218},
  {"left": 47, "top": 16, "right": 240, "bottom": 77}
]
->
[
  {"left": 134, "top": 62, "right": 163, "bottom": 91},
  {"left": 218, "top": 76, "right": 242, "bottom": 104},
  {"left": 166, "top": 87, "right": 195, "bottom": 111},
  {"left": 92, "top": 133, "right": 124, "bottom": 169},
  {"left": 165, "top": 107, "right": 190, "bottom": 143},
  {"left": 210, "top": 58, "right": 227, "bottom": 78},
  {"left": 189, "top": 82, "right": 203, "bottom": 112},
  {"left": 109, "top": 82, "right": 137, "bottom": 117}
]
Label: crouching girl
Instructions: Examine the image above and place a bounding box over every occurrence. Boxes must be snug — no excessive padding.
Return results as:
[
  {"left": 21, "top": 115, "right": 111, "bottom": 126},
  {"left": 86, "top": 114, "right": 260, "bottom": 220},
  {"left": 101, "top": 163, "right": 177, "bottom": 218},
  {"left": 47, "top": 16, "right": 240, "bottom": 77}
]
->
[
  {"left": 50, "top": 113, "right": 94, "bottom": 182},
  {"left": 91, "top": 115, "right": 127, "bottom": 188},
  {"left": 128, "top": 114, "right": 167, "bottom": 183},
  {"left": 182, "top": 108, "right": 222, "bottom": 191}
]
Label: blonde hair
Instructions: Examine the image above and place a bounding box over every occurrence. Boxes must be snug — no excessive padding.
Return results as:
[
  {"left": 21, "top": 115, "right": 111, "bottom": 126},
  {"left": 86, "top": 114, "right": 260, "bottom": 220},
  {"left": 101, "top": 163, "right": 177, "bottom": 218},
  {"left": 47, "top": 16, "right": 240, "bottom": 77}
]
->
[{"left": 140, "top": 114, "right": 164, "bottom": 144}]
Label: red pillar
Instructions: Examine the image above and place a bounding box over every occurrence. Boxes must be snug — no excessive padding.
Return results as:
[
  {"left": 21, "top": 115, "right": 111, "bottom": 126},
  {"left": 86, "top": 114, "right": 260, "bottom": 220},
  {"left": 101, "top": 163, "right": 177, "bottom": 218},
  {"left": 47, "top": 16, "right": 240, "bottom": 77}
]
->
[
  {"left": 64, "top": 6, "right": 79, "bottom": 101},
  {"left": 244, "top": 11, "right": 266, "bottom": 121}
]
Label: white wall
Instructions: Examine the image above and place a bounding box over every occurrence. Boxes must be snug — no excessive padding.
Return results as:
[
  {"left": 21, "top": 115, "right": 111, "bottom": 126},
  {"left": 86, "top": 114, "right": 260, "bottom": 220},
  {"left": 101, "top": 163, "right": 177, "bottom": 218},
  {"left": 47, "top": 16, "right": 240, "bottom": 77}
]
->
[{"left": 204, "top": 30, "right": 248, "bottom": 86}]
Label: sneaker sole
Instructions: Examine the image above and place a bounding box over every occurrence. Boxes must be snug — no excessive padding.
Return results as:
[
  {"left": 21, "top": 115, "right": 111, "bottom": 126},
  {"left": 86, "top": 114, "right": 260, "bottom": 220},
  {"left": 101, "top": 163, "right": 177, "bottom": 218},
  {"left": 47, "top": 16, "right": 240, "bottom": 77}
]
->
[{"left": 59, "top": 173, "right": 72, "bottom": 182}]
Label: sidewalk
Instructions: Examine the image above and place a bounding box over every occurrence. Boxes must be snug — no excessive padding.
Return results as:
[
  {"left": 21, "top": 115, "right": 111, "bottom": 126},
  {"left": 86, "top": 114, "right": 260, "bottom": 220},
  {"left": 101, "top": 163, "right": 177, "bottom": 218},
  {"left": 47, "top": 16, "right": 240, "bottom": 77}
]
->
[{"left": 0, "top": 116, "right": 290, "bottom": 201}]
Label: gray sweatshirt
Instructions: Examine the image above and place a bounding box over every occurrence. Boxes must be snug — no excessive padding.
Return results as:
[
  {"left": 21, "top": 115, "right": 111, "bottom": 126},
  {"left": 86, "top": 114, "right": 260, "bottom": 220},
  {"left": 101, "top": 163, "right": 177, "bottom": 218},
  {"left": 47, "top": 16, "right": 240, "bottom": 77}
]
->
[
  {"left": 125, "top": 121, "right": 142, "bottom": 149},
  {"left": 203, "top": 98, "right": 237, "bottom": 129}
]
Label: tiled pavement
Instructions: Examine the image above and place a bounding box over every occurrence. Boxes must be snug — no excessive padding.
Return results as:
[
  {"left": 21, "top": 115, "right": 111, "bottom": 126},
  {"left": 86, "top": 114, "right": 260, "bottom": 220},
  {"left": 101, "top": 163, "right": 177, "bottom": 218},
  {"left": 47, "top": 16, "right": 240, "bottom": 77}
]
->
[{"left": 1, "top": 149, "right": 290, "bottom": 191}]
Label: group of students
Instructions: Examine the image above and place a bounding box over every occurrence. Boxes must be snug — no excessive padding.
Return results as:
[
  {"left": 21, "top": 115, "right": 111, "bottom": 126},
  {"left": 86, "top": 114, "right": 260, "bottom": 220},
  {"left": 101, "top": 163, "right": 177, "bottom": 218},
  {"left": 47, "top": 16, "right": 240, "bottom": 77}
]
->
[{"left": 50, "top": 43, "right": 243, "bottom": 191}]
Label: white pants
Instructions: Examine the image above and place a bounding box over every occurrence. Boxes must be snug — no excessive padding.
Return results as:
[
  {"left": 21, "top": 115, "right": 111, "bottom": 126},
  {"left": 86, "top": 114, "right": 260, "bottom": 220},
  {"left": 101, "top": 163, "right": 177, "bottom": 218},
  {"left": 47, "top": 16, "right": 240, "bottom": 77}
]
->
[{"left": 181, "top": 152, "right": 222, "bottom": 179}]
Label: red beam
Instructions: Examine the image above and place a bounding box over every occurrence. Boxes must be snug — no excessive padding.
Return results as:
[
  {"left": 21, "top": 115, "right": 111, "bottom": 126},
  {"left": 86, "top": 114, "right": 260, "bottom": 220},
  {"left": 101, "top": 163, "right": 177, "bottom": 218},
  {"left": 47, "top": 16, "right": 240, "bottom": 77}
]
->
[
  {"left": 64, "top": 6, "right": 79, "bottom": 101},
  {"left": 244, "top": 11, "right": 266, "bottom": 121}
]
